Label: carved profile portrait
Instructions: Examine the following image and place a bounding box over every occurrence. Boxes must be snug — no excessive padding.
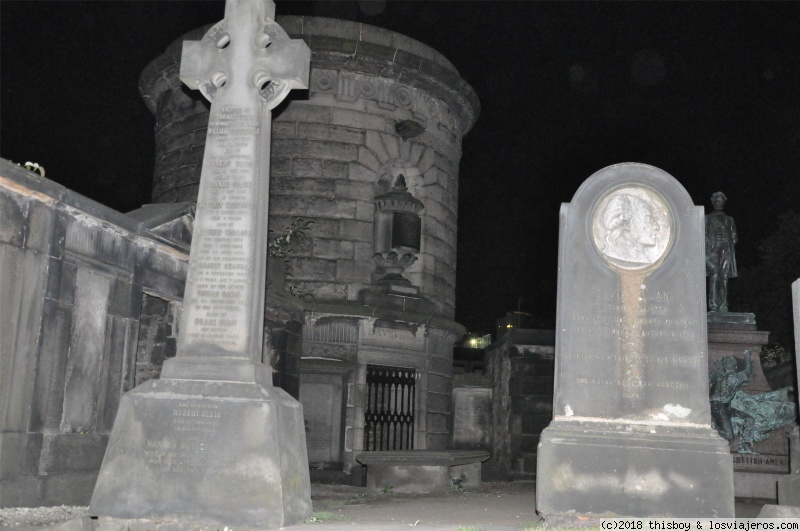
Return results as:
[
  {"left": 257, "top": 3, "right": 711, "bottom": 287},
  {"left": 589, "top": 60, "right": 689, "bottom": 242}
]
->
[{"left": 592, "top": 187, "right": 672, "bottom": 270}]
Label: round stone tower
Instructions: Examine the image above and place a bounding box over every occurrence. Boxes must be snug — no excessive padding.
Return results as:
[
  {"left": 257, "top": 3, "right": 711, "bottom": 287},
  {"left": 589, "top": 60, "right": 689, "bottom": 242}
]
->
[{"left": 140, "top": 16, "right": 479, "bottom": 475}]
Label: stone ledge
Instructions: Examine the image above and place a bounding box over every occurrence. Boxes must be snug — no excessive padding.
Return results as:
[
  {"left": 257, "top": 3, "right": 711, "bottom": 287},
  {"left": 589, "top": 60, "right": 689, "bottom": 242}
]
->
[
  {"left": 708, "top": 311, "right": 756, "bottom": 328},
  {"left": 356, "top": 449, "right": 489, "bottom": 467},
  {"left": 303, "top": 302, "right": 465, "bottom": 336},
  {"left": 356, "top": 450, "right": 490, "bottom": 494}
]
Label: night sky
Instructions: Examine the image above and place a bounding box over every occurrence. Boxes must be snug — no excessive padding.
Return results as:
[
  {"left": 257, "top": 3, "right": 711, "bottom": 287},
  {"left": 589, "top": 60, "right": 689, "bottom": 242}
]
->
[{"left": 2, "top": 1, "right": 800, "bottom": 336}]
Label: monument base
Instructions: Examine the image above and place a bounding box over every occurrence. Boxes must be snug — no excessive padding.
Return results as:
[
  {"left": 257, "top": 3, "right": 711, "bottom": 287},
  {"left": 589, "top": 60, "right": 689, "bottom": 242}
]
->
[
  {"left": 735, "top": 471, "right": 780, "bottom": 499},
  {"left": 707, "top": 311, "right": 756, "bottom": 327},
  {"left": 359, "top": 285, "right": 434, "bottom": 313},
  {"left": 89, "top": 374, "right": 311, "bottom": 528},
  {"left": 536, "top": 419, "right": 734, "bottom": 519}
]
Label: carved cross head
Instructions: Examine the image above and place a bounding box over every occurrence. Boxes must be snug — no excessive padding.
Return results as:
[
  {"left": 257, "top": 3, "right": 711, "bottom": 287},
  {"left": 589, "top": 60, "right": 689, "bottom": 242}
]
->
[{"left": 180, "top": 0, "right": 310, "bottom": 110}]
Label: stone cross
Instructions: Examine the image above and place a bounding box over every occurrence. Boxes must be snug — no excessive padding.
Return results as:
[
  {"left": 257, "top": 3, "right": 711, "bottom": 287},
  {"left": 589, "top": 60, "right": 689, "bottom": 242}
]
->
[
  {"left": 169, "top": 0, "right": 309, "bottom": 369},
  {"left": 89, "top": 2, "right": 313, "bottom": 526}
]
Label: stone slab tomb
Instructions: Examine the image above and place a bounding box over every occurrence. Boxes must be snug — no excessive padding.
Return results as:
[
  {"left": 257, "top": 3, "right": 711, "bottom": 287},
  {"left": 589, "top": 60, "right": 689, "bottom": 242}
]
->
[
  {"left": 356, "top": 450, "right": 489, "bottom": 494},
  {"left": 536, "top": 163, "right": 734, "bottom": 519},
  {"left": 89, "top": 1, "right": 312, "bottom": 527}
]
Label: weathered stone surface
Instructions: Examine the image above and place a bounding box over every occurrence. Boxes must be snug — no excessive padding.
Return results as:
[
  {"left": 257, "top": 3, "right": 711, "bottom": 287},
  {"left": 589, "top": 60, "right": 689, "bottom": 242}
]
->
[
  {"left": 273, "top": 138, "right": 359, "bottom": 162},
  {"left": 451, "top": 383, "right": 491, "bottom": 451},
  {"left": 484, "top": 331, "right": 554, "bottom": 481},
  {"left": 356, "top": 450, "right": 489, "bottom": 494},
  {"left": 273, "top": 102, "right": 331, "bottom": 124},
  {"left": 537, "top": 163, "right": 734, "bottom": 519},
  {"left": 330, "top": 107, "right": 388, "bottom": 132},
  {"left": 272, "top": 177, "right": 334, "bottom": 198},
  {"left": 336, "top": 260, "right": 370, "bottom": 285},
  {"left": 296, "top": 123, "right": 364, "bottom": 144},
  {"left": 61, "top": 270, "right": 111, "bottom": 432},
  {"left": 338, "top": 218, "right": 372, "bottom": 242},
  {"left": 758, "top": 503, "right": 800, "bottom": 518},
  {"left": 300, "top": 371, "right": 349, "bottom": 466},
  {"left": 0, "top": 159, "right": 189, "bottom": 507},
  {"left": 776, "top": 280, "right": 800, "bottom": 505},
  {"left": 287, "top": 158, "right": 321, "bottom": 178},
  {"left": 90, "top": 379, "right": 310, "bottom": 528},
  {"left": 306, "top": 196, "right": 358, "bottom": 219},
  {"left": 313, "top": 238, "right": 354, "bottom": 260}
]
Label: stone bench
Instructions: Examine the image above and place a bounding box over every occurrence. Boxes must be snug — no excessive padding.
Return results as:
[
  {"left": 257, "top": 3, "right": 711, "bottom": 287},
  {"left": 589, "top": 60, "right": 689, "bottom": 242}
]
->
[{"left": 355, "top": 450, "right": 490, "bottom": 494}]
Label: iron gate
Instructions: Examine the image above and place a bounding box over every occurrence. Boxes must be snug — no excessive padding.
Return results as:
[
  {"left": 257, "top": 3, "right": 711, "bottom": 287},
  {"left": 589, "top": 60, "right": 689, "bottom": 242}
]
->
[{"left": 363, "top": 364, "right": 416, "bottom": 451}]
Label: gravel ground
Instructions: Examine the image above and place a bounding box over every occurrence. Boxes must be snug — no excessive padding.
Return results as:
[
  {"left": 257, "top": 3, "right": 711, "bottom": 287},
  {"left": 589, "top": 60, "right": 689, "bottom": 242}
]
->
[
  {"left": 0, "top": 482, "right": 539, "bottom": 530},
  {"left": 0, "top": 482, "right": 767, "bottom": 530},
  {"left": 0, "top": 505, "right": 89, "bottom": 529}
]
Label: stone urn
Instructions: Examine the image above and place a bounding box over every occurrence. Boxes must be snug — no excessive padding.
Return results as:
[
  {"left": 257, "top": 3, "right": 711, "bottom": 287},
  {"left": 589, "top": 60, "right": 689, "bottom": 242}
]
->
[{"left": 372, "top": 174, "right": 424, "bottom": 288}]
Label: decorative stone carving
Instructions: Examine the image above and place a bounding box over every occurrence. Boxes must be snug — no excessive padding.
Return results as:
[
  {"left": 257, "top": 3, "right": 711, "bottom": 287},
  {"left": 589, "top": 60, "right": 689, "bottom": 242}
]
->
[
  {"left": 336, "top": 72, "right": 356, "bottom": 102},
  {"left": 591, "top": 186, "right": 673, "bottom": 271},
  {"left": 372, "top": 174, "right": 423, "bottom": 289},
  {"left": 358, "top": 79, "right": 377, "bottom": 99},
  {"left": 312, "top": 69, "right": 336, "bottom": 92},
  {"left": 304, "top": 316, "right": 359, "bottom": 344},
  {"left": 306, "top": 70, "right": 460, "bottom": 136},
  {"left": 393, "top": 86, "right": 413, "bottom": 108}
]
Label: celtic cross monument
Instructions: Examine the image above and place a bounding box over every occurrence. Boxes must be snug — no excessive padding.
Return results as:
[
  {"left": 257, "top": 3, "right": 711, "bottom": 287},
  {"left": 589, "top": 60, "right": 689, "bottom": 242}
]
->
[{"left": 90, "top": 1, "right": 312, "bottom": 527}]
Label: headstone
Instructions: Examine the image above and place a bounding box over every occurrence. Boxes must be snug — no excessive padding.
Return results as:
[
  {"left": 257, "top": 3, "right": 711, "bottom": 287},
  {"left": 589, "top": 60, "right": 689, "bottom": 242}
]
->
[
  {"left": 452, "top": 375, "right": 493, "bottom": 451},
  {"left": 536, "top": 163, "right": 734, "bottom": 521},
  {"left": 775, "top": 279, "right": 800, "bottom": 504},
  {"left": 485, "top": 329, "right": 555, "bottom": 480},
  {"left": 89, "top": 1, "right": 312, "bottom": 527}
]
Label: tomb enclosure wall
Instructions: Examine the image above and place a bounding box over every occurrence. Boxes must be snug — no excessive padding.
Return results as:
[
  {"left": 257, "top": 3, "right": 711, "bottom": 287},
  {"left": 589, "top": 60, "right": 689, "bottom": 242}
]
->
[
  {"left": 299, "top": 305, "right": 464, "bottom": 476},
  {"left": 451, "top": 373, "right": 493, "bottom": 479},
  {"left": 140, "top": 16, "right": 479, "bottom": 320},
  {"left": 485, "top": 329, "right": 555, "bottom": 480},
  {"left": 0, "top": 159, "right": 188, "bottom": 507}
]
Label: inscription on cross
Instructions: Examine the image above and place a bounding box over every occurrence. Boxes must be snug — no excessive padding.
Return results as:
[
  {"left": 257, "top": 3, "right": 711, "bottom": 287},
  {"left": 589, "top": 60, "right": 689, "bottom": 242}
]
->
[{"left": 173, "top": 0, "right": 309, "bottom": 362}]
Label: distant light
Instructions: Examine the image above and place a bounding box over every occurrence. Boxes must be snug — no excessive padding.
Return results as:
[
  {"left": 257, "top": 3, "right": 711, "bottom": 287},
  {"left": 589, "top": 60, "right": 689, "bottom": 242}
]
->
[
  {"left": 469, "top": 338, "right": 477, "bottom": 347},
  {"left": 506, "top": 324, "right": 513, "bottom": 329}
]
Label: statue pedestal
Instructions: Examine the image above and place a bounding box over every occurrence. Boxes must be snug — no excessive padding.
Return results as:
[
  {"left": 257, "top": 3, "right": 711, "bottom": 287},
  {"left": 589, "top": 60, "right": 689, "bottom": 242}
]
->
[
  {"left": 707, "top": 313, "right": 791, "bottom": 500},
  {"left": 708, "top": 311, "right": 756, "bottom": 328}
]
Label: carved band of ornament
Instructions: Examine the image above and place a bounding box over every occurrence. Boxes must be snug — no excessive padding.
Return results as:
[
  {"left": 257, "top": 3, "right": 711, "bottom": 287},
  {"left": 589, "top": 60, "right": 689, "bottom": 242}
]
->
[
  {"left": 304, "top": 319, "right": 359, "bottom": 344},
  {"left": 310, "top": 69, "right": 460, "bottom": 135},
  {"left": 374, "top": 198, "right": 424, "bottom": 213}
]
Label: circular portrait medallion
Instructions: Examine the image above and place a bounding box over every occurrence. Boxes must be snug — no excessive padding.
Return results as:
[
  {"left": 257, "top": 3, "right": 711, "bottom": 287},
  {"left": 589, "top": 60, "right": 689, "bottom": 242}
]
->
[{"left": 591, "top": 186, "right": 673, "bottom": 271}]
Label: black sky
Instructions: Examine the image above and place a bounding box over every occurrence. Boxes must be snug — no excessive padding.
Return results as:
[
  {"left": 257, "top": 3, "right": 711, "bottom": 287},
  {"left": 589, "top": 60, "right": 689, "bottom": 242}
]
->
[{"left": 2, "top": 1, "right": 800, "bottom": 335}]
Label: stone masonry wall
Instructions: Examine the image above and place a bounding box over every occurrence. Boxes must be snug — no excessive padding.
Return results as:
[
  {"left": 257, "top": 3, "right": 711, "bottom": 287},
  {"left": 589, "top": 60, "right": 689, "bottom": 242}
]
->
[
  {"left": 139, "top": 16, "right": 479, "bottom": 320},
  {"left": 486, "top": 330, "right": 555, "bottom": 480},
  {"left": 0, "top": 159, "right": 188, "bottom": 507}
]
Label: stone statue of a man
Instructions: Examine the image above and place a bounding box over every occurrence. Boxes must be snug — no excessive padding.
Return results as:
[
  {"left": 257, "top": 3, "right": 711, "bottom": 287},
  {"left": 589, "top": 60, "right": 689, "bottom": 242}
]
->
[{"left": 705, "top": 192, "right": 738, "bottom": 312}]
